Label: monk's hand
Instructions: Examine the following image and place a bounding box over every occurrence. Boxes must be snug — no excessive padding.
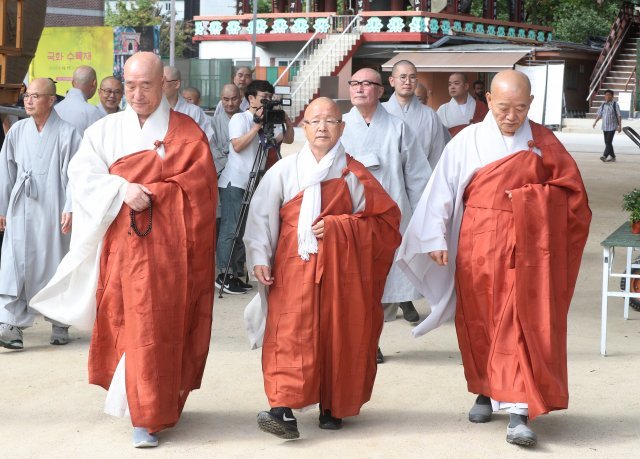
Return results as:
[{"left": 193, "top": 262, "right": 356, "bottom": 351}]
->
[
  {"left": 125, "top": 183, "right": 153, "bottom": 212},
  {"left": 0, "top": 216, "right": 5, "bottom": 231},
  {"left": 253, "top": 265, "right": 274, "bottom": 286},
  {"left": 429, "top": 250, "right": 448, "bottom": 266},
  {"left": 311, "top": 219, "right": 325, "bottom": 239},
  {"left": 505, "top": 189, "right": 513, "bottom": 200},
  {"left": 60, "top": 212, "right": 72, "bottom": 234}
]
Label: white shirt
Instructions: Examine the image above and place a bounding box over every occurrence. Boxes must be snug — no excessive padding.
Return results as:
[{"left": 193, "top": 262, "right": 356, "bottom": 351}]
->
[{"left": 219, "top": 110, "right": 282, "bottom": 190}]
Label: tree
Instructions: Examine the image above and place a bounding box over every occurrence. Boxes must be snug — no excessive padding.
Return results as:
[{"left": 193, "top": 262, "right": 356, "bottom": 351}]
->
[{"left": 105, "top": 0, "right": 195, "bottom": 58}]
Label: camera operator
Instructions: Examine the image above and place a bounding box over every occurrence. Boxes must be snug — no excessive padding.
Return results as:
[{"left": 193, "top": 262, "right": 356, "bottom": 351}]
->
[{"left": 216, "top": 80, "right": 294, "bottom": 294}]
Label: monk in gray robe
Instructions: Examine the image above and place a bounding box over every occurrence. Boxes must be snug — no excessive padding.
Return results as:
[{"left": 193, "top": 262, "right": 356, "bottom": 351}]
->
[
  {"left": 341, "top": 68, "right": 431, "bottom": 361},
  {"left": 54, "top": 65, "right": 102, "bottom": 133},
  {"left": 0, "top": 78, "right": 81, "bottom": 350},
  {"left": 383, "top": 60, "right": 449, "bottom": 170},
  {"left": 210, "top": 84, "right": 242, "bottom": 174}
]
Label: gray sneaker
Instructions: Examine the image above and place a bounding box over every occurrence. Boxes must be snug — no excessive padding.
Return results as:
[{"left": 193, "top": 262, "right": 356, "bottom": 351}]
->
[
  {"left": 506, "top": 423, "right": 538, "bottom": 446},
  {"left": 468, "top": 394, "right": 492, "bottom": 423},
  {"left": 133, "top": 427, "right": 158, "bottom": 448},
  {"left": 50, "top": 325, "right": 70, "bottom": 345},
  {"left": 0, "top": 323, "right": 23, "bottom": 350}
]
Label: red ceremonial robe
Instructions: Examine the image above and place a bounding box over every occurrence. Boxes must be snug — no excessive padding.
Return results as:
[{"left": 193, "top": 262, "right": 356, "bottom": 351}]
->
[
  {"left": 455, "top": 122, "right": 591, "bottom": 419},
  {"left": 262, "top": 156, "right": 401, "bottom": 419},
  {"left": 448, "top": 100, "right": 489, "bottom": 137},
  {"left": 89, "top": 111, "right": 217, "bottom": 432}
]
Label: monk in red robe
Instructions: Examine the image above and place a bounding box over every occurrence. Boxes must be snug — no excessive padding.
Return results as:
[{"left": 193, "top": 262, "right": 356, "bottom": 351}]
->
[
  {"left": 437, "top": 72, "right": 489, "bottom": 137},
  {"left": 397, "top": 70, "right": 591, "bottom": 447},
  {"left": 30, "top": 52, "right": 217, "bottom": 449},
  {"left": 244, "top": 98, "right": 401, "bottom": 439}
]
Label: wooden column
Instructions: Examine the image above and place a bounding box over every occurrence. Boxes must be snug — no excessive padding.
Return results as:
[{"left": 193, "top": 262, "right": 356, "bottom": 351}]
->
[{"left": 483, "top": 0, "right": 497, "bottom": 19}]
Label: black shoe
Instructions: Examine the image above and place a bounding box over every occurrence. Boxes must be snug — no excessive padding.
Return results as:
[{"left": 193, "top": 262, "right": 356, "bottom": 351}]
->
[
  {"left": 600, "top": 155, "right": 606, "bottom": 162},
  {"left": 257, "top": 407, "right": 300, "bottom": 439},
  {"left": 399, "top": 301, "right": 420, "bottom": 322},
  {"left": 319, "top": 408, "right": 343, "bottom": 430},
  {"left": 215, "top": 274, "right": 245, "bottom": 295},
  {"left": 235, "top": 276, "right": 253, "bottom": 291},
  {"left": 376, "top": 347, "right": 384, "bottom": 364},
  {"left": 468, "top": 394, "right": 492, "bottom": 423}
]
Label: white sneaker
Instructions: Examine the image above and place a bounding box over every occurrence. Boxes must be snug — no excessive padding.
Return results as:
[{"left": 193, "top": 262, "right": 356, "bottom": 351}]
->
[
  {"left": 133, "top": 427, "right": 158, "bottom": 448},
  {"left": 0, "top": 323, "right": 23, "bottom": 350}
]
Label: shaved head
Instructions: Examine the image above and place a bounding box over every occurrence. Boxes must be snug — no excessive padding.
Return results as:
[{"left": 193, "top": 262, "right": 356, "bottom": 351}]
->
[
  {"left": 72, "top": 65, "right": 98, "bottom": 99},
  {"left": 220, "top": 83, "right": 241, "bottom": 116},
  {"left": 490, "top": 69, "right": 531, "bottom": 95},
  {"left": 303, "top": 97, "right": 345, "bottom": 159},
  {"left": 124, "top": 52, "right": 164, "bottom": 125},
  {"left": 182, "top": 87, "right": 201, "bottom": 105},
  {"left": 24, "top": 78, "right": 57, "bottom": 121},
  {"left": 415, "top": 82, "right": 428, "bottom": 105},
  {"left": 32, "top": 77, "right": 56, "bottom": 95},
  {"left": 221, "top": 83, "right": 240, "bottom": 97},
  {"left": 392, "top": 59, "right": 417, "bottom": 75},
  {"left": 164, "top": 66, "right": 181, "bottom": 81},
  {"left": 352, "top": 67, "right": 382, "bottom": 85},
  {"left": 486, "top": 70, "right": 533, "bottom": 136},
  {"left": 350, "top": 68, "right": 384, "bottom": 115}
]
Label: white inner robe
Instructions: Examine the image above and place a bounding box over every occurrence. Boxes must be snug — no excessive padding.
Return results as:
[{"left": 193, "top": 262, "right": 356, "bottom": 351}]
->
[{"left": 436, "top": 94, "right": 478, "bottom": 128}]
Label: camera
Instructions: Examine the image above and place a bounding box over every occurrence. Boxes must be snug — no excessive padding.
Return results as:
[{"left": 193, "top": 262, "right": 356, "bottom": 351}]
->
[{"left": 253, "top": 97, "right": 291, "bottom": 146}]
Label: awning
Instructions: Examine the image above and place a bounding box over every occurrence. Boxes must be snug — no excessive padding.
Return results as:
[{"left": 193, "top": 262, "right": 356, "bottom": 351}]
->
[{"left": 381, "top": 51, "right": 530, "bottom": 73}]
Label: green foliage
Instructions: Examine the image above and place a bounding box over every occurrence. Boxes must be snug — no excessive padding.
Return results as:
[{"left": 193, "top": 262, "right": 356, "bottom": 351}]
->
[
  {"left": 622, "top": 188, "right": 640, "bottom": 223},
  {"left": 465, "top": 0, "right": 626, "bottom": 44},
  {"left": 105, "top": 0, "right": 194, "bottom": 58}
]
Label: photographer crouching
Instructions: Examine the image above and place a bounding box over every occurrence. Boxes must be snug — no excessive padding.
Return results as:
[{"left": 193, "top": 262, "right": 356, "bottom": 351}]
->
[{"left": 216, "top": 80, "right": 294, "bottom": 294}]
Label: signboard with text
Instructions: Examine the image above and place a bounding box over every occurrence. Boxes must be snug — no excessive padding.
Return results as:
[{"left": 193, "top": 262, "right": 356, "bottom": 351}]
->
[{"left": 29, "top": 26, "right": 114, "bottom": 105}]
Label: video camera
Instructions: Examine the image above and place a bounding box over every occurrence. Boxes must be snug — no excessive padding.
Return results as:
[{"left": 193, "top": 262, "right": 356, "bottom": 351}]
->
[{"left": 253, "top": 97, "right": 291, "bottom": 145}]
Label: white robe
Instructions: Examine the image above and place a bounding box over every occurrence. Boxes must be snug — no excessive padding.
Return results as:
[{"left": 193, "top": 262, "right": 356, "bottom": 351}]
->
[
  {"left": 242, "top": 142, "right": 365, "bottom": 348},
  {"left": 30, "top": 98, "right": 171, "bottom": 330},
  {"left": 54, "top": 88, "right": 102, "bottom": 133},
  {"left": 396, "top": 113, "right": 541, "bottom": 337},
  {"left": 341, "top": 103, "right": 431, "bottom": 303},
  {"left": 436, "top": 94, "right": 479, "bottom": 129},
  {"left": 383, "top": 93, "right": 449, "bottom": 169},
  {"left": 0, "top": 111, "right": 81, "bottom": 327}
]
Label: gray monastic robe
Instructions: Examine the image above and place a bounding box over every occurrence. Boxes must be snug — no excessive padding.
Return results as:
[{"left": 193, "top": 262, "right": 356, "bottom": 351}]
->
[
  {"left": 383, "top": 93, "right": 449, "bottom": 169},
  {"left": 0, "top": 111, "right": 81, "bottom": 327},
  {"left": 341, "top": 103, "right": 431, "bottom": 303},
  {"left": 54, "top": 88, "right": 102, "bottom": 133},
  {"left": 210, "top": 110, "right": 237, "bottom": 174}
]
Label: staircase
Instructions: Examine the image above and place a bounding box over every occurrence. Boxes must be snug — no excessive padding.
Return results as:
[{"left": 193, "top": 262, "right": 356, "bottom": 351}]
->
[
  {"left": 588, "top": 3, "right": 640, "bottom": 118},
  {"left": 276, "top": 16, "right": 361, "bottom": 122}
]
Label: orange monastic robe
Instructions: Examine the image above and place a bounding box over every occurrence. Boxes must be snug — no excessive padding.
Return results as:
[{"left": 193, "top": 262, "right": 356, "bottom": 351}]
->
[
  {"left": 455, "top": 124, "right": 591, "bottom": 419},
  {"left": 449, "top": 101, "right": 489, "bottom": 137},
  {"left": 262, "top": 157, "right": 401, "bottom": 419},
  {"left": 88, "top": 111, "right": 217, "bottom": 432}
]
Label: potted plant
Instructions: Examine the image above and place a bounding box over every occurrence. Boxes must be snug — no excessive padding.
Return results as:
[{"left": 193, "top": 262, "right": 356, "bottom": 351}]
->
[{"left": 622, "top": 188, "right": 640, "bottom": 234}]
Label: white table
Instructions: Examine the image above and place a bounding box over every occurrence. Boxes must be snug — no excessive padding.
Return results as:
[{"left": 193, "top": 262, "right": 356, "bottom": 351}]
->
[{"left": 600, "top": 222, "right": 640, "bottom": 355}]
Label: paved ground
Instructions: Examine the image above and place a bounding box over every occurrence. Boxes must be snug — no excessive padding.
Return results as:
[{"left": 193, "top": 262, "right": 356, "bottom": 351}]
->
[{"left": 1, "top": 134, "right": 639, "bottom": 458}]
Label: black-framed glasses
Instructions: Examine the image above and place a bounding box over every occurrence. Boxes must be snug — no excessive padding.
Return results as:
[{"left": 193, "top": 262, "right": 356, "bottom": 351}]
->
[
  {"left": 347, "top": 80, "right": 382, "bottom": 88},
  {"left": 23, "top": 93, "right": 55, "bottom": 100}
]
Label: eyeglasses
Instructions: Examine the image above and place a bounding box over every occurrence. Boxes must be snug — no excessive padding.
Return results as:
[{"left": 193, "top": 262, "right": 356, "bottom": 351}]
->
[
  {"left": 347, "top": 80, "right": 382, "bottom": 88},
  {"left": 100, "top": 89, "right": 123, "bottom": 96},
  {"left": 303, "top": 119, "right": 342, "bottom": 128},
  {"left": 23, "top": 93, "right": 54, "bottom": 100},
  {"left": 393, "top": 74, "right": 417, "bottom": 83}
]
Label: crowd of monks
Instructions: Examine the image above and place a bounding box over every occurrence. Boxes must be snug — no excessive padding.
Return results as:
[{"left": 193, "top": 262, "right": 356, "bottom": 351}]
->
[{"left": 0, "top": 52, "right": 590, "bottom": 449}]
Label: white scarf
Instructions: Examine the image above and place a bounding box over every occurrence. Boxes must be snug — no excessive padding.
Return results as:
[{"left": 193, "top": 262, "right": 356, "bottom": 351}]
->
[{"left": 296, "top": 141, "right": 341, "bottom": 261}]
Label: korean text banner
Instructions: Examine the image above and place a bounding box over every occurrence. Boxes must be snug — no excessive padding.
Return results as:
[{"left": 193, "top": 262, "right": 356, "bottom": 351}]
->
[{"left": 30, "top": 26, "right": 114, "bottom": 105}]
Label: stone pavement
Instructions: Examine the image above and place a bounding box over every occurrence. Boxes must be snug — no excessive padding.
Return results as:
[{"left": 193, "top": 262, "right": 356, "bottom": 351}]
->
[{"left": 1, "top": 142, "right": 639, "bottom": 458}]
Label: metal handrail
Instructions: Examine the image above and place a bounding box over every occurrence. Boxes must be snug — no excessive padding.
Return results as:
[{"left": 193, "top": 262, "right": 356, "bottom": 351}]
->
[
  {"left": 588, "top": 4, "right": 636, "bottom": 102},
  {"left": 273, "top": 17, "right": 333, "bottom": 86},
  {"left": 289, "top": 14, "right": 360, "bottom": 100}
]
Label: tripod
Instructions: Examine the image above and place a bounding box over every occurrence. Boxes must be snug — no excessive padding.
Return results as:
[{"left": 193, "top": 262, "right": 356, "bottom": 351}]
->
[{"left": 218, "top": 128, "right": 281, "bottom": 297}]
